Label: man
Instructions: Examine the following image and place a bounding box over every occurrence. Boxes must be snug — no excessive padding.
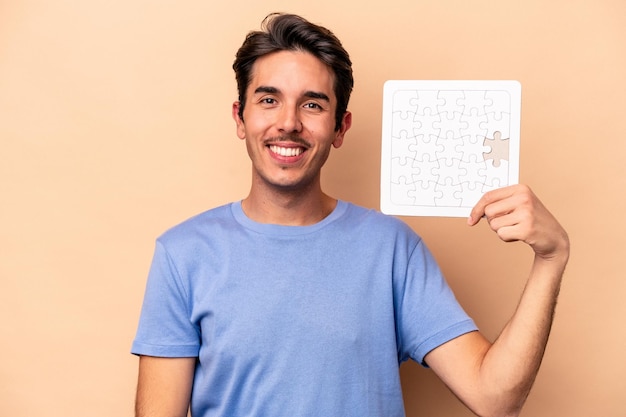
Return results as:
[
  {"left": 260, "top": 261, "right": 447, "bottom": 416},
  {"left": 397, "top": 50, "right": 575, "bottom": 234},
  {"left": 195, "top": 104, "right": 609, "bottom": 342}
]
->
[{"left": 132, "top": 13, "right": 569, "bottom": 417}]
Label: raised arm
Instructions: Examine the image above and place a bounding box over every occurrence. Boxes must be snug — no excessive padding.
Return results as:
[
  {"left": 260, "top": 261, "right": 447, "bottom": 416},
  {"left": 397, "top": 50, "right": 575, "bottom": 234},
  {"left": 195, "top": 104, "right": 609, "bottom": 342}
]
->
[
  {"left": 135, "top": 356, "right": 196, "bottom": 417},
  {"left": 425, "top": 184, "right": 570, "bottom": 417}
]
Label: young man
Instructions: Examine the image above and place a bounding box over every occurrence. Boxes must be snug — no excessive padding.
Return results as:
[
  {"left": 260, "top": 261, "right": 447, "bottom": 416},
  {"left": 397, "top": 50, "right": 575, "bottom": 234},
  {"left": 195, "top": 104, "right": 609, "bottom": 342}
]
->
[{"left": 132, "top": 13, "right": 569, "bottom": 417}]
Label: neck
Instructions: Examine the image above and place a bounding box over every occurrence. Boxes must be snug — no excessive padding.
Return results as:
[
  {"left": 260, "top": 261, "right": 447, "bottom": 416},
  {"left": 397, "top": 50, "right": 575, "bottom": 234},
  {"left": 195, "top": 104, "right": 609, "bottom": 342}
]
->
[{"left": 242, "top": 184, "right": 337, "bottom": 226}]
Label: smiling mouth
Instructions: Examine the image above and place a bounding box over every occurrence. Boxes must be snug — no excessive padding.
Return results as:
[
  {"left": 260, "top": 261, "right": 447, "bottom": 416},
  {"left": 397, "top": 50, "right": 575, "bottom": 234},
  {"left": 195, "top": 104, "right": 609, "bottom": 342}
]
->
[{"left": 268, "top": 145, "right": 304, "bottom": 157}]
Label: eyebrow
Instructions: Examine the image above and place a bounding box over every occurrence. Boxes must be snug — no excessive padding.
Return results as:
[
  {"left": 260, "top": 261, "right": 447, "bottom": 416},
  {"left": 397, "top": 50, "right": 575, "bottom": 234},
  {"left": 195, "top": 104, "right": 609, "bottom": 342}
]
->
[
  {"left": 254, "top": 86, "right": 279, "bottom": 95},
  {"left": 253, "top": 86, "right": 330, "bottom": 102},
  {"left": 303, "top": 91, "right": 330, "bottom": 102}
]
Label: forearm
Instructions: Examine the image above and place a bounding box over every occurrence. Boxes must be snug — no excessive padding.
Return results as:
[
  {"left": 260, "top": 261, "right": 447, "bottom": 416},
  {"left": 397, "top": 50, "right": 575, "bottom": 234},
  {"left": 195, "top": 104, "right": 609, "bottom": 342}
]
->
[{"left": 476, "top": 251, "right": 568, "bottom": 415}]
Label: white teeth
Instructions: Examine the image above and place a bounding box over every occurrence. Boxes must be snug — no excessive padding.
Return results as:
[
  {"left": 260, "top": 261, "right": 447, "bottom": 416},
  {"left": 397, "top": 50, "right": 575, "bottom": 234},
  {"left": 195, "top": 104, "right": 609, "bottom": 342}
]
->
[{"left": 269, "top": 145, "right": 303, "bottom": 157}]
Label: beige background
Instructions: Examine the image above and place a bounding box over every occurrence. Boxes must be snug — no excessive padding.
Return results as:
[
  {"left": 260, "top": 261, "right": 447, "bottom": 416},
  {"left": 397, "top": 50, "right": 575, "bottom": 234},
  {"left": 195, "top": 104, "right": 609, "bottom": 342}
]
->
[{"left": 1, "top": 0, "right": 625, "bottom": 416}]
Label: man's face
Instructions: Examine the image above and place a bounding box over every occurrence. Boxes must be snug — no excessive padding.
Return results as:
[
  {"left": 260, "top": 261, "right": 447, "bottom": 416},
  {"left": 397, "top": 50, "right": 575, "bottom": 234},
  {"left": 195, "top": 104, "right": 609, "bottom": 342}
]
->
[{"left": 232, "top": 50, "right": 351, "bottom": 193}]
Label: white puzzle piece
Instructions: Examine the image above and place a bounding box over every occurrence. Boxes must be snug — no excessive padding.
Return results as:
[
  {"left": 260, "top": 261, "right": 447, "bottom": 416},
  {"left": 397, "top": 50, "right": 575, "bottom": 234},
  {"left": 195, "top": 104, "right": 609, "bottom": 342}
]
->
[{"left": 381, "top": 80, "right": 521, "bottom": 217}]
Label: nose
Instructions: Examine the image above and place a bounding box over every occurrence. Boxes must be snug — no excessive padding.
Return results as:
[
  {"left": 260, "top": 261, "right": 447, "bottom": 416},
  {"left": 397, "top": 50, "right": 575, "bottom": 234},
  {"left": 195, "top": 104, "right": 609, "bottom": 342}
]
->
[{"left": 276, "top": 104, "right": 302, "bottom": 133}]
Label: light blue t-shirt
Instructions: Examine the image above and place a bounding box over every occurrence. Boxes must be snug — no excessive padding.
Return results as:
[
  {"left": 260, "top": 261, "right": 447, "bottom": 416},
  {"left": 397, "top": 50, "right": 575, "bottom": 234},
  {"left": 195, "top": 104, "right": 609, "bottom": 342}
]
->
[{"left": 132, "top": 201, "right": 477, "bottom": 417}]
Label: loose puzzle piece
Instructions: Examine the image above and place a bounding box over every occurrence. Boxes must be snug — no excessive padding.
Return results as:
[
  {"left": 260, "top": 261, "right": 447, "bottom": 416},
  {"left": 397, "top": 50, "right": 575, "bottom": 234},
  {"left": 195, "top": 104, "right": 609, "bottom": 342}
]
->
[{"left": 381, "top": 80, "right": 521, "bottom": 217}]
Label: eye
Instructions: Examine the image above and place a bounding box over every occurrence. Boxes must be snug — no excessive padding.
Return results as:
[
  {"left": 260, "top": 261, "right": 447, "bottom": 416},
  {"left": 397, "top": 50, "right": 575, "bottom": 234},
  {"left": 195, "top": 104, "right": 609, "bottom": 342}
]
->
[
  {"left": 260, "top": 97, "right": 277, "bottom": 105},
  {"left": 304, "top": 102, "right": 323, "bottom": 110}
]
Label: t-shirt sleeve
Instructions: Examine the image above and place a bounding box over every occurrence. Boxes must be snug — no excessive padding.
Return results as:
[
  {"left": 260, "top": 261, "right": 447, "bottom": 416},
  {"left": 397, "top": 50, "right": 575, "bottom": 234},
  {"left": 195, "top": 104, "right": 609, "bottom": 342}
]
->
[
  {"left": 395, "top": 238, "right": 478, "bottom": 366},
  {"left": 131, "top": 240, "right": 201, "bottom": 357}
]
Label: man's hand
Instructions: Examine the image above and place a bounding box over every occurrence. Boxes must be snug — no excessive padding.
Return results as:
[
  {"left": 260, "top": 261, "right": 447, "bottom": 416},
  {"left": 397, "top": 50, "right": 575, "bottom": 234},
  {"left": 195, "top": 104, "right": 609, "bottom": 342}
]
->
[{"left": 468, "top": 184, "right": 569, "bottom": 263}]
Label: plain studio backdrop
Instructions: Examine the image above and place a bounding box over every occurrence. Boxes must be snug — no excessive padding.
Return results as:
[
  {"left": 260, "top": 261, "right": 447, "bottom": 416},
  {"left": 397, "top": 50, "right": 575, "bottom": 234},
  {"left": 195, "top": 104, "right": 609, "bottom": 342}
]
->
[{"left": 1, "top": 1, "right": 625, "bottom": 416}]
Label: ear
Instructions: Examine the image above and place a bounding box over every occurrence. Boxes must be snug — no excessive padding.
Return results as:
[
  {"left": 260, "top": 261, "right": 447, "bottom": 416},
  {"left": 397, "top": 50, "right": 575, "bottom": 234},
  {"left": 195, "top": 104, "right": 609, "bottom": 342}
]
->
[
  {"left": 332, "top": 111, "right": 352, "bottom": 149},
  {"left": 232, "top": 101, "right": 246, "bottom": 140}
]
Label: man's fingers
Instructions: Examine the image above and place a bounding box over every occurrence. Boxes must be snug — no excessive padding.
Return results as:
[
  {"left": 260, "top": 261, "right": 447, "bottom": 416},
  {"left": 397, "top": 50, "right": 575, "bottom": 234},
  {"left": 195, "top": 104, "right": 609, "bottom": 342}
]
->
[{"left": 469, "top": 185, "right": 521, "bottom": 226}]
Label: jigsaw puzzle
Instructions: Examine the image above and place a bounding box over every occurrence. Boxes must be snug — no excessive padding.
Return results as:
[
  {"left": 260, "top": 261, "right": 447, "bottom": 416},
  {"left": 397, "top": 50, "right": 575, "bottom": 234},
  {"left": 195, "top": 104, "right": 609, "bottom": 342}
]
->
[{"left": 380, "top": 80, "right": 521, "bottom": 217}]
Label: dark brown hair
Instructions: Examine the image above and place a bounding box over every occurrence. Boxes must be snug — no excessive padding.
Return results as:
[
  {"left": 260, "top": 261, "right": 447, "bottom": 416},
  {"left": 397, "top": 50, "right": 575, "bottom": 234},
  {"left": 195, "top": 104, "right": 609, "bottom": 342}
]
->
[{"left": 233, "top": 13, "right": 353, "bottom": 131}]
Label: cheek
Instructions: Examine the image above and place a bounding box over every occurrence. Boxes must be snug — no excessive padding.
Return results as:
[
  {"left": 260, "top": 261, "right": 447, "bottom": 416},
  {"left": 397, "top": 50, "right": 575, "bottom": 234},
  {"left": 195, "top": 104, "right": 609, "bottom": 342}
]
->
[{"left": 242, "top": 111, "right": 273, "bottom": 134}]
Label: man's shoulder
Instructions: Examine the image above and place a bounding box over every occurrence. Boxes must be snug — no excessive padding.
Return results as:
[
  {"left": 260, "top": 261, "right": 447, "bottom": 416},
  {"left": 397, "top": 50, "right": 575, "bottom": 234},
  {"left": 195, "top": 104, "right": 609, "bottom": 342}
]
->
[
  {"left": 157, "top": 202, "right": 236, "bottom": 244},
  {"left": 341, "top": 201, "right": 417, "bottom": 235}
]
